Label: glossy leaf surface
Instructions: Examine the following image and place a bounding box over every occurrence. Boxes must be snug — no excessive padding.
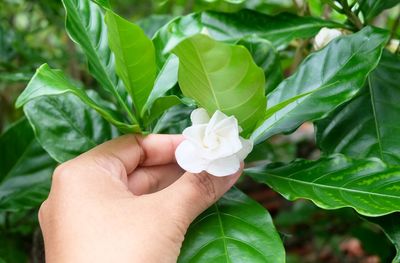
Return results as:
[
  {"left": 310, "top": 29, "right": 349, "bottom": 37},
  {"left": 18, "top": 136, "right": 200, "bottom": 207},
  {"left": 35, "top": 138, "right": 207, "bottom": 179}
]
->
[
  {"left": 0, "top": 119, "right": 56, "bottom": 212},
  {"left": 173, "top": 34, "right": 266, "bottom": 135},
  {"left": 251, "top": 26, "right": 389, "bottom": 144},
  {"left": 154, "top": 9, "right": 341, "bottom": 66},
  {"left": 15, "top": 64, "right": 139, "bottom": 133},
  {"left": 105, "top": 11, "right": 156, "bottom": 113},
  {"left": 141, "top": 55, "right": 179, "bottom": 118},
  {"left": 23, "top": 93, "right": 118, "bottom": 163},
  {"left": 238, "top": 36, "right": 283, "bottom": 94},
  {"left": 360, "top": 0, "right": 400, "bottom": 22},
  {"left": 366, "top": 213, "right": 400, "bottom": 262},
  {"left": 61, "top": 0, "right": 134, "bottom": 121},
  {"left": 316, "top": 52, "right": 400, "bottom": 165},
  {"left": 246, "top": 154, "right": 400, "bottom": 216},
  {"left": 178, "top": 187, "right": 285, "bottom": 263}
]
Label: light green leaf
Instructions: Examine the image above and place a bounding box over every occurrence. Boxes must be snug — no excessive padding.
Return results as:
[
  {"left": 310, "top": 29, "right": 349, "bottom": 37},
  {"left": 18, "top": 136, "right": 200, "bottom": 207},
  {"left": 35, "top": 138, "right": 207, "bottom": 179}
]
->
[
  {"left": 178, "top": 187, "right": 285, "bottom": 263},
  {"left": 141, "top": 55, "right": 179, "bottom": 118},
  {"left": 61, "top": 0, "right": 136, "bottom": 123},
  {"left": 15, "top": 64, "right": 139, "bottom": 133},
  {"left": 251, "top": 26, "right": 389, "bottom": 144},
  {"left": 246, "top": 154, "right": 400, "bottom": 216},
  {"left": 23, "top": 93, "right": 119, "bottom": 163},
  {"left": 173, "top": 34, "right": 266, "bottom": 136},
  {"left": 0, "top": 118, "right": 56, "bottom": 212},
  {"left": 316, "top": 51, "right": 400, "bottom": 165},
  {"left": 105, "top": 11, "right": 156, "bottom": 114}
]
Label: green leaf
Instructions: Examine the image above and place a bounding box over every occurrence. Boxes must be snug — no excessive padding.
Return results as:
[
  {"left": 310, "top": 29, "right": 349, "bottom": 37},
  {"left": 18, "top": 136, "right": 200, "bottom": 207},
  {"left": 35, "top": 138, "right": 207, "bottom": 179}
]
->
[
  {"left": 105, "top": 11, "right": 157, "bottom": 114},
  {"left": 0, "top": 118, "right": 56, "bottom": 212},
  {"left": 154, "top": 9, "right": 341, "bottom": 65},
  {"left": 366, "top": 213, "right": 400, "bottom": 262},
  {"left": 246, "top": 154, "right": 400, "bottom": 216},
  {"left": 137, "top": 14, "right": 174, "bottom": 38},
  {"left": 251, "top": 26, "right": 389, "bottom": 144},
  {"left": 238, "top": 36, "right": 283, "bottom": 94},
  {"left": 61, "top": 0, "right": 136, "bottom": 123},
  {"left": 173, "top": 34, "right": 266, "bottom": 136},
  {"left": 15, "top": 64, "right": 140, "bottom": 133},
  {"left": 23, "top": 93, "right": 119, "bottom": 163},
  {"left": 141, "top": 55, "right": 179, "bottom": 119},
  {"left": 316, "top": 51, "right": 400, "bottom": 165},
  {"left": 153, "top": 105, "right": 193, "bottom": 134},
  {"left": 178, "top": 187, "right": 285, "bottom": 263},
  {"left": 360, "top": 0, "right": 400, "bottom": 22}
]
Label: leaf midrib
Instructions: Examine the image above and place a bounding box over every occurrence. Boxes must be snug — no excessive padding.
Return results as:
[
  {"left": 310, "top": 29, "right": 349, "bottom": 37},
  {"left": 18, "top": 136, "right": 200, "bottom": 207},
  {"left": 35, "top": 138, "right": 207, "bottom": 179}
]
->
[
  {"left": 189, "top": 41, "right": 221, "bottom": 109},
  {"left": 262, "top": 172, "right": 400, "bottom": 200}
]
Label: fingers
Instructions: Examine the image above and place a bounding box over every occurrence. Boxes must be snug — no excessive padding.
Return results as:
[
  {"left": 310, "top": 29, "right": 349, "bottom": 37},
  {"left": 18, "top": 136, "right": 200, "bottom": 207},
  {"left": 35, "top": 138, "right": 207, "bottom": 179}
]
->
[
  {"left": 155, "top": 164, "right": 243, "bottom": 227},
  {"left": 128, "top": 164, "right": 184, "bottom": 195},
  {"left": 136, "top": 134, "right": 183, "bottom": 166}
]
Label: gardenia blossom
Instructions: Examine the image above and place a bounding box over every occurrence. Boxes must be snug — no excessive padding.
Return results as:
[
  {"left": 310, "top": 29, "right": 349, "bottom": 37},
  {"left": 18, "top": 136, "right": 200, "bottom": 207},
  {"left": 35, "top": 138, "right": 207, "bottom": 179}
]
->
[
  {"left": 313, "top": 27, "right": 343, "bottom": 50},
  {"left": 175, "top": 108, "right": 253, "bottom": 177}
]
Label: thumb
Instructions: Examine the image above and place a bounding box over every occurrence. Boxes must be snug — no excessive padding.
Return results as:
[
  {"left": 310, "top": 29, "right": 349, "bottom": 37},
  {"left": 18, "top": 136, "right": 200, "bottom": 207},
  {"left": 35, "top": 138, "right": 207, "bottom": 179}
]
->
[{"left": 157, "top": 165, "right": 243, "bottom": 227}]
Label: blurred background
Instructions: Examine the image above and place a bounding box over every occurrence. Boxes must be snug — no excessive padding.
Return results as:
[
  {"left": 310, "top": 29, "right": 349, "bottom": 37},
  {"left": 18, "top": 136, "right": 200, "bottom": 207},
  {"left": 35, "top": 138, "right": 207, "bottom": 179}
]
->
[{"left": 1, "top": 0, "right": 399, "bottom": 262}]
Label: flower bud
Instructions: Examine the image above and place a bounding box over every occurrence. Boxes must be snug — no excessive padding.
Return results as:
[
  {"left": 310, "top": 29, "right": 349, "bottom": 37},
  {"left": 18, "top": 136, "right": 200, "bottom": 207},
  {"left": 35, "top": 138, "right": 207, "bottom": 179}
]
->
[{"left": 313, "top": 27, "right": 342, "bottom": 50}]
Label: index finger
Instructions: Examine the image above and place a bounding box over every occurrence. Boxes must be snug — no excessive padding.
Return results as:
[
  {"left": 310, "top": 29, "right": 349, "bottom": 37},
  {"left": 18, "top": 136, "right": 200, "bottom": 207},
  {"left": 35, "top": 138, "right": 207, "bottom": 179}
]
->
[{"left": 80, "top": 134, "right": 183, "bottom": 174}]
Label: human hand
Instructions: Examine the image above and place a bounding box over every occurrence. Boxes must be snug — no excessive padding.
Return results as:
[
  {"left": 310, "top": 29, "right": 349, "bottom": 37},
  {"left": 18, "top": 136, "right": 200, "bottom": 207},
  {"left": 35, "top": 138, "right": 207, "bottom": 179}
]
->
[{"left": 39, "top": 134, "right": 242, "bottom": 262}]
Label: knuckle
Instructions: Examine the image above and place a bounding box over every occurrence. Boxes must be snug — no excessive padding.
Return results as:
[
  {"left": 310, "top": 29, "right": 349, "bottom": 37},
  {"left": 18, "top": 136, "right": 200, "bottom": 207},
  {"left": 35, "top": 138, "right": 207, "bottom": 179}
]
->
[
  {"left": 189, "top": 172, "right": 217, "bottom": 204},
  {"left": 52, "top": 162, "right": 73, "bottom": 185},
  {"left": 38, "top": 199, "right": 49, "bottom": 225}
]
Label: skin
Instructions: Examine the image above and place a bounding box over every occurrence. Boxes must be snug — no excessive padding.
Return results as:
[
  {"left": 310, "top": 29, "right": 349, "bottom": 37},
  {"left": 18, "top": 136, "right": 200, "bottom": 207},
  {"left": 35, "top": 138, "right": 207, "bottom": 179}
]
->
[{"left": 39, "top": 134, "right": 242, "bottom": 262}]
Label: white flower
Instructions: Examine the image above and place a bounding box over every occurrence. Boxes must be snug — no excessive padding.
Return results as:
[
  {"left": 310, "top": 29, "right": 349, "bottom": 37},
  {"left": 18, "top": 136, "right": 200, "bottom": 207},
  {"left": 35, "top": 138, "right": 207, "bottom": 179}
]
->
[
  {"left": 175, "top": 108, "right": 253, "bottom": 177},
  {"left": 313, "top": 27, "right": 343, "bottom": 50}
]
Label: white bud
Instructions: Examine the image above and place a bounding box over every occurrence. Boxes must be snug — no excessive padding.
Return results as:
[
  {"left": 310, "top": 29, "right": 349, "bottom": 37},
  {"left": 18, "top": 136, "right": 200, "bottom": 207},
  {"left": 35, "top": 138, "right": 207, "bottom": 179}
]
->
[{"left": 313, "top": 27, "right": 343, "bottom": 50}]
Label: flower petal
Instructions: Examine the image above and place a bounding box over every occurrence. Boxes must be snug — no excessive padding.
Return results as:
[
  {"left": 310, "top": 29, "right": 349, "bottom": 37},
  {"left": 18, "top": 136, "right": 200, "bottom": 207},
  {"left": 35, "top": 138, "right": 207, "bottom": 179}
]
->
[
  {"left": 206, "top": 155, "right": 240, "bottom": 177},
  {"left": 183, "top": 124, "right": 207, "bottom": 146},
  {"left": 237, "top": 137, "right": 253, "bottom": 160},
  {"left": 191, "top": 108, "right": 210, "bottom": 125},
  {"left": 175, "top": 140, "right": 208, "bottom": 173}
]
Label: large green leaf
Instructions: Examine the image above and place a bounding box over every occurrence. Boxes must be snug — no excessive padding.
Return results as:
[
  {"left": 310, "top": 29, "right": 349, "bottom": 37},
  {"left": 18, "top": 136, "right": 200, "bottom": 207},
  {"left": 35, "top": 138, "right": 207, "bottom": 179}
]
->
[
  {"left": 0, "top": 118, "right": 56, "bottom": 212},
  {"left": 360, "top": 0, "right": 400, "bottom": 22},
  {"left": 238, "top": 36, "right": 283, "bottom": 94},
  {"left": 15, "top": 64, "right": 139, "bottom": 133},
  {"left": 105, "top": 11, "right": 156, "bottom": 114},
  {"left": 316, "top": 51, "right": 400, "bottom": 165},
  {"left": 61, "top": 0, "right": 136, "bottom": 123},
  {"left": 154, "top": 9, "right": 341, "bottom": 66},
  {"left": 173, "top": 34, "right": 266, "bottom": 135},
  {"left": 246, "top": 154, "right": 400, "bottom": 216},
  {"left": 251, "top": 26, "right": 389, "bottom": 144},
  {"left": 366, "top": 213, "right": 400, "bottom": 262},
  {"left": 23, "top": 93, "right": 119, "bottom": 163},
  {"left": 178, "top": 187, "right": 285, "bottom": 263}
]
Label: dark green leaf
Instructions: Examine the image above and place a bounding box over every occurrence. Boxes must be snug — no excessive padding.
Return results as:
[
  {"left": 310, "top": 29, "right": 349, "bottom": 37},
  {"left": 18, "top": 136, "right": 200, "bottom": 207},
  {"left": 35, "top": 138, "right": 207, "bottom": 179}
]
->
[
  {"left": 366, "top": 213, "right": 400, "bottom": 262},
  {"left": 15, "top": 64, "right": 139, "bottom": 133},
  {"left": 316, "top": 51, "right": 400, "bottom": 165},
  {"left": 23, "top": 93, "right": 118, "bottom": 163},
  {"left": 0, "top": 118, "right": 56, "bottom": 212},
  {"left": 154, "top": 9, "right": 341, "bottom": 66},
  {"left": 178, "top": 187, "right": 285, "bottom": 263},
  {"left": 246, "top": 154, "right": 400, "bottom": 216},
  {"left": 105, "top": 11, "right": 156, "bottom": 114},
  {"left": 360, "top": 0, "right": 400, "bottom": 22},
  {"left": 137, "top": 14, "right": 174, "bottom": 38},
  {"left": 173, "top": 34, "right": 266, "bottom": 136},
  {"left": 61, "top": 0, "right": 136, "bottom": 123},
  {"left": 238, "top": 36, "right": 283, "bottom": 94},
  {"left": 153, "top": 105, "right": 193, "bottom": 134},
  {"left": 251, "top": 26, "right": 389, "bottom": 144}
]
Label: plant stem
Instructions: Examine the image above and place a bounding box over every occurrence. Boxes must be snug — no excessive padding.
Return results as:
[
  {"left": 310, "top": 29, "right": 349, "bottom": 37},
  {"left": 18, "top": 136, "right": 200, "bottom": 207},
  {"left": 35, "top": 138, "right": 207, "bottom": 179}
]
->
[
  {"left": 340, "top": 0, "right": 363, "bottom": 30},
  {"left": 390, "top": 13, "right": 400, "bottom": 39}
]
